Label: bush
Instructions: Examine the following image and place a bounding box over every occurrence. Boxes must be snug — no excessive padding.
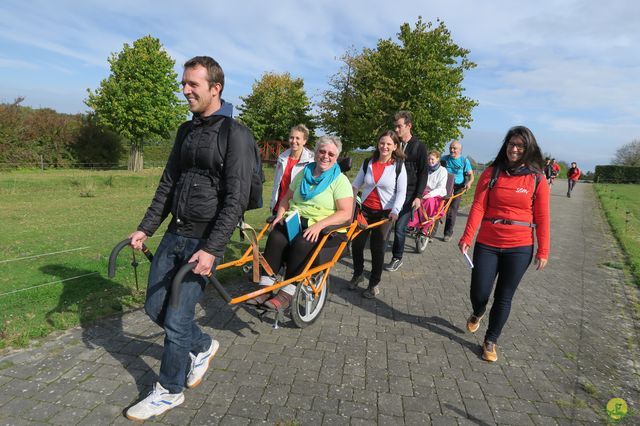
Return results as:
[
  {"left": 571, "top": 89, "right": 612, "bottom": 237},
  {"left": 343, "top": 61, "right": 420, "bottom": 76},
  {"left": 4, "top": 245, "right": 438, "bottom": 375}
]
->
[
  {"left": 595, "top": 165, "right": 640, "bottom": 183},
  {"left": 73, "top": 117, "right": 125, "bottom": 166}
]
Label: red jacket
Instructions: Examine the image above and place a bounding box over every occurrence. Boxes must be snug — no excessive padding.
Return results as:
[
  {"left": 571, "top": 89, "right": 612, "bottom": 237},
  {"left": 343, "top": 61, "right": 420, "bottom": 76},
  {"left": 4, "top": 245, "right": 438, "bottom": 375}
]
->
[
  {"left": 567, "top": 167, "right": 581, "bottom": 181},
  {"left": 460, "top": 167, "right": 550, "bottom": 259}
]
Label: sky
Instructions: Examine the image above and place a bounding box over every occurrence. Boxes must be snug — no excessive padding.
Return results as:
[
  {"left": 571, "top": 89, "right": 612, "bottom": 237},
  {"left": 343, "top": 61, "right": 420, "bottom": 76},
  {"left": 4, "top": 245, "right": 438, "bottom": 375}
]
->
[{"left": 1, "top": 0, "right": 639, "bottom": 172}]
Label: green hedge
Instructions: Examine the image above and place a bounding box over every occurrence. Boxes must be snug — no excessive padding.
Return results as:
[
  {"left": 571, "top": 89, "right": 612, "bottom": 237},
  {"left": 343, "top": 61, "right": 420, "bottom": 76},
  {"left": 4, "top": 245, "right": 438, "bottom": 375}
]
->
[{"left": 595, "top": 165, "right": 640, "bottom": 183}]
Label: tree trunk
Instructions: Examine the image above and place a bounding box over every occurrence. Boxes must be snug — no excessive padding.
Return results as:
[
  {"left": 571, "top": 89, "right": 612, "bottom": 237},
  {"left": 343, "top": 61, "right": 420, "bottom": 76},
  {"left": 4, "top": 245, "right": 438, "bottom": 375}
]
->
[{"left": 128, "top": 142, "right": 144, "bottom": 172}]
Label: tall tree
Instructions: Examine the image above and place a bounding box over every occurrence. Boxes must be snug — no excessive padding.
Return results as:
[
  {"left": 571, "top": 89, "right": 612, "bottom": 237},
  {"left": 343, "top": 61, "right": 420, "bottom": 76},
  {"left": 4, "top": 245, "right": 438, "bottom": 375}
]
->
[
  {"left": 237, "top": 72, "right": 315, "bottom": 142},
  {"left": 85, "top": 35, "right": 187, "bottom": 171},
  {"left": 319, "top": 18, "right": 477, "bottom": 153},
  {"left": 612, "top": 139, "right": 640, "bottom": 166}
]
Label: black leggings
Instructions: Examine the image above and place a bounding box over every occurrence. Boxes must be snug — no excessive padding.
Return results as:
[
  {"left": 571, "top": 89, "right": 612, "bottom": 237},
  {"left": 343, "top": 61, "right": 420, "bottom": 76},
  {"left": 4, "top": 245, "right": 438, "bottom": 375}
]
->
[
  {"left": 263, "top": 222, "right": 341, "bottom": 279},
  {"left": 470, "top": 242, "right": 533, "bottom": 343},
  {"left": 351, "top": 208, "right": 390, "bottom": 287}
]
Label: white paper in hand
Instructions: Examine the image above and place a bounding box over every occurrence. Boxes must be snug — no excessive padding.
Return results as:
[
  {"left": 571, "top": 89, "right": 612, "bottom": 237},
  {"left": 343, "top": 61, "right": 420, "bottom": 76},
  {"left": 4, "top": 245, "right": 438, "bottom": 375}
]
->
[{"left": 463, "top": 251, "right": 474, "bottom": 269}]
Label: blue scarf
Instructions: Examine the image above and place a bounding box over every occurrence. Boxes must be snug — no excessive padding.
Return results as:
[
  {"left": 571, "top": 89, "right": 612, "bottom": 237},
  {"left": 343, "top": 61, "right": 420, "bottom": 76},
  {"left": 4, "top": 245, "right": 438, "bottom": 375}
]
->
[
  {"left": 299, "top": 162, "right": 341, "bottom": 201},
  {"left": 428, "top": 163, "right": 440, "bottom": 174}
]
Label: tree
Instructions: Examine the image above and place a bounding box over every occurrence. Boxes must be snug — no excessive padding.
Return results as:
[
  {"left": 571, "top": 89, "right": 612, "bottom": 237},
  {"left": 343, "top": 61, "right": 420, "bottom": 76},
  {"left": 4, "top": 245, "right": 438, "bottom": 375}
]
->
[
  {"left": 237, "top": 72, "right": 315, "bottom": 142},
  {"left": 613, "top": 139, "right": 640, "bottom": 166},
  {"left": 319, "top": 18, "right": 477, "bottom": 153},
  {"left": 85, "top": 35, "right": 187, "bottom": 171},
  {"left": 73, "top": 114, "right": 125, "bottom": 166}
]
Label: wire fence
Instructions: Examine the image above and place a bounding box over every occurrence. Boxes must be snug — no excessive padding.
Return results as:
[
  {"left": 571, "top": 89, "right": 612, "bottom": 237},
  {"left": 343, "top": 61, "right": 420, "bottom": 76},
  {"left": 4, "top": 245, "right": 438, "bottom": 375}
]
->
[{"left": 0, "top": 161, "right": 170, "bottom": 171}]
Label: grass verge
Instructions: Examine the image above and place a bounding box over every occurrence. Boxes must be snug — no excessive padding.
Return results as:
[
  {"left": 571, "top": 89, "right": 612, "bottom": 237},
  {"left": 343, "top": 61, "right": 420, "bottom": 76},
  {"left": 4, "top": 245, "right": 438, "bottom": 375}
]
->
[{"left": 594, "top": 184, "right": 640, "bottom": 287}]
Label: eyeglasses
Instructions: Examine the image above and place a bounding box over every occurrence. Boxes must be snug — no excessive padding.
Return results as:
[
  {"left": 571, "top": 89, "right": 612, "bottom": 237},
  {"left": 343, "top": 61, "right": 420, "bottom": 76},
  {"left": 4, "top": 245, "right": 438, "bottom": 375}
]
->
[
  {"left": 507, "top": 142, "right": 526, "bottom": 152},
  {"left": 317, "top": 149, "right": 337, "bottom": 158}
]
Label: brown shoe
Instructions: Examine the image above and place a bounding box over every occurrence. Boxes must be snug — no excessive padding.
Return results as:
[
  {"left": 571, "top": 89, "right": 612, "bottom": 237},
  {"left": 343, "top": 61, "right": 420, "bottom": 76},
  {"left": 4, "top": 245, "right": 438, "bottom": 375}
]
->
[
  {"left": 482, "top": 341, "right": 498, "bottom": 362},
  {"left": 466, "top": 314, "right": 484, "bottom": 333}
]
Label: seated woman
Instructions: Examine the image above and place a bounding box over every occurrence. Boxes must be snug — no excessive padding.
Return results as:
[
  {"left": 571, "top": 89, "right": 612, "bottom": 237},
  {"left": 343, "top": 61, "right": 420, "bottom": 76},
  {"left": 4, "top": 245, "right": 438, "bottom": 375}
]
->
[
  {"left": 253, "top": 136, "right": 353, "bottom": 310},
  {"left": 350, "top": 130, "right": 406, "bottom": 298},
  {"left": 408, "top": 150, "right": 448, "bottom": 228},
  {"left": 269, "top": 124, "right": 315, "bottom": 214}
]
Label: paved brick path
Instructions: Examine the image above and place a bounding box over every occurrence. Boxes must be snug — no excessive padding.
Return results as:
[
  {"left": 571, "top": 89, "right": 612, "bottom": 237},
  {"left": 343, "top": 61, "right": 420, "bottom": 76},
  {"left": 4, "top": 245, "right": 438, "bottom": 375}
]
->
[{"left": 1, "top": 181, "right": 639, "bottom": 425}]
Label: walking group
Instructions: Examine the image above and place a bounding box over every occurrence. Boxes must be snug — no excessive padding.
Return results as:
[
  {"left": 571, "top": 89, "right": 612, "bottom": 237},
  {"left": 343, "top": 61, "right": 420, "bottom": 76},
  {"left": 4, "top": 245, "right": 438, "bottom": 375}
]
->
[{"left": 123, "top": 55, "right": 552, "bottom": 421}]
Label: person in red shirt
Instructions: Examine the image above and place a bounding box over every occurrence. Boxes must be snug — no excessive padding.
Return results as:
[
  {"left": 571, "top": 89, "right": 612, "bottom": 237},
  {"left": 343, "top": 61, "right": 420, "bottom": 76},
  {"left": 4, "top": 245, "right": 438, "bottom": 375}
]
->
[
  {"left": 351, "top": 130, "right": 407, "bottom": 298},
  {"left": 566, "top": 162, "right": 581, "bottom": 198},
  {"left": 269, "top": 124, "right": 315, "bottom": 214},
  {"left": 458, "top": 126, "right": 550, "bottom": 362}
]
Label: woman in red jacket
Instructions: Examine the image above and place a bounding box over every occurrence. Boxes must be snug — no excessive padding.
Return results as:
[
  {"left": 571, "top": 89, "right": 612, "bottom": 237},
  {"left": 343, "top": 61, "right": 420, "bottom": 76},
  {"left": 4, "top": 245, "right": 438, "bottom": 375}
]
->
[{"left": 459, "top": 126, "right": 550, "bottom": 362}]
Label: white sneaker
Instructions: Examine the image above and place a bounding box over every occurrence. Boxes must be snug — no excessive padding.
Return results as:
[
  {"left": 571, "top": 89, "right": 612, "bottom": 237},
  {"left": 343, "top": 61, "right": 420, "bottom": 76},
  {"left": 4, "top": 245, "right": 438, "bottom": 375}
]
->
[
  {"left": 125, "top": 382, "right": 184, "bottom": 421},
  {"left": 186, "top": 339, "right": 220, "bottom": 388}
]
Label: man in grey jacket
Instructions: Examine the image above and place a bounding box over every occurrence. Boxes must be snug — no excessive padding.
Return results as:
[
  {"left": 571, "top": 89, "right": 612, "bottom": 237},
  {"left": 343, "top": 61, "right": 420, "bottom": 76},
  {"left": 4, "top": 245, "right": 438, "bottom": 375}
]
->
[{"left": 126, "top": 56, "right": 255, "bottom": 421}]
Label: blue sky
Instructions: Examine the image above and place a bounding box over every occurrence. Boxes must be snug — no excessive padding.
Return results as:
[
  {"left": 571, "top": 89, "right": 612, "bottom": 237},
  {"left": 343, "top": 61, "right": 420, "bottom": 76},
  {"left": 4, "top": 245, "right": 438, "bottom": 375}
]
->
[{"left": 1, "top": 0, "right": 638, "bottom": 172}]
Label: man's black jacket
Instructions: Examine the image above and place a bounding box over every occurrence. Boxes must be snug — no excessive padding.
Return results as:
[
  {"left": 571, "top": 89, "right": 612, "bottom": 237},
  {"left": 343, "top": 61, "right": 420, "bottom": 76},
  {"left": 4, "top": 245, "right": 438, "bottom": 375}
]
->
[
  {"left": 137, "top": 113, "right": 255, "bottom": 257},
  {"left": 403, "top": 136, "right": 428, "bottom": 205}
]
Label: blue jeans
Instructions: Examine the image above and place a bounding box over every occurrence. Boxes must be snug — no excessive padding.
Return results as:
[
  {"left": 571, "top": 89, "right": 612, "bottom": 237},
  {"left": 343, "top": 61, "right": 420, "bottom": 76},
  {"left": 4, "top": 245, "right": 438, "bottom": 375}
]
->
[
  {"left": 391, "top": 202, "right": 413, "bottom": 260},
  {"left": 144, "top": 232, "right": 214, "bottom": 394},
  {"left": 470, "top": 243, "right": 533, "bottom": 344}
]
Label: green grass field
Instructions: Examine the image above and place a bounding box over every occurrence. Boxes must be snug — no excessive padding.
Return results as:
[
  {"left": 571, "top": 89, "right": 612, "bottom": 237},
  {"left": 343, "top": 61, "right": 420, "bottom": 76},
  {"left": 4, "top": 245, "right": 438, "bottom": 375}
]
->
[
  {"left": 594, "top": 184, "right": 640, "bottom": 286},
  {"left": 0, "top": 168, "right": 275, "bottom": 349},
  {"left": 0, "top": 155, "right": 475, "bottom": 350}
]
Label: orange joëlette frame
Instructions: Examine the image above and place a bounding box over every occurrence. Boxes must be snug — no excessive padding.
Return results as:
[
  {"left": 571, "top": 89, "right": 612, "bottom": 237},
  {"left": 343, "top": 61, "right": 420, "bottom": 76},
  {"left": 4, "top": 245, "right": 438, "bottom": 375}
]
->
[
  {"left": 217, "top": 217, "right": 390, "bottom": 305},
  {"left": 414, "top": 188, "right": 467, "bottom": 235}
]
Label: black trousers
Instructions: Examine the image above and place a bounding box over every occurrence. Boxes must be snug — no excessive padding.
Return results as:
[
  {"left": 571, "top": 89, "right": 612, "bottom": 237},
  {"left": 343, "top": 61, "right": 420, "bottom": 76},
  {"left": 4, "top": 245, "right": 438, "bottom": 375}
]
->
[
  {"left": 351, "top": 208, "right": 390, "bottom": 287},
  {"left": 444, "top": 184, "right": 465, "bottom": 237},
  {"left": 470, "top": 243, "right": 533, "bottom": 343},
  {"left": 263, "top": 222, "right": 341, "bottom": 279}
]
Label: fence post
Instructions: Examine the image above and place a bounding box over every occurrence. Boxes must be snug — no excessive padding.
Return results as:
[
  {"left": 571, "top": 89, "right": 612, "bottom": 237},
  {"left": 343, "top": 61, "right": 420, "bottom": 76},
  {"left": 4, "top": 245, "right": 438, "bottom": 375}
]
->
[{"left": 40, "top": 155, "right": 44, "bottom": 171}]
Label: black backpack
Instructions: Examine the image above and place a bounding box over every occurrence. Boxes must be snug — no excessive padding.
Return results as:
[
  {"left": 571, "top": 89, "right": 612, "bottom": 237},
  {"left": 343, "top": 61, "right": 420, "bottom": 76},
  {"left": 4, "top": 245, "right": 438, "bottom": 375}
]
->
[{"left": 217, "top": 117, "right": 265, "bottom": 211}]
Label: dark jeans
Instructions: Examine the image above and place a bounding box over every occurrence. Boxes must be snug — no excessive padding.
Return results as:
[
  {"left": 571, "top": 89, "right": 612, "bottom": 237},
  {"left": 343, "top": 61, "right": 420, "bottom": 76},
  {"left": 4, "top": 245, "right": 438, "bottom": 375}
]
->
[
  {"left": 444, "top": 184, "right": 465, "bottom": 237},
  {"left": 391, "top": 202, "right": 413, "bottom": 260},
  {"left": 469, "top": 242, "right": 533, "bottom": 344},
  {"left": 144, "top": 232, "right": 214, "bottom": 394},
  {"left": 351, "top": 208, "right": 390, "bottom": 287},
  {"left": 567, "top": 179, "right": 577, "bottom": 195},
  {"left": 263, "top": 222, "right": 341, "bottom": 279}
]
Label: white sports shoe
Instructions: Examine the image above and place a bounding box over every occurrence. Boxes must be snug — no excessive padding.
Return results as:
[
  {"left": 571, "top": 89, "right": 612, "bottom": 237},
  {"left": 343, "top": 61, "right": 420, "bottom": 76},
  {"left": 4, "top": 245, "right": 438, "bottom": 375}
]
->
[
  {"left": 125, "top": 382, "right": 184, "bottom": 421},
  {"left": 186, "top": 339, "right": 220, "bottom": 388}
]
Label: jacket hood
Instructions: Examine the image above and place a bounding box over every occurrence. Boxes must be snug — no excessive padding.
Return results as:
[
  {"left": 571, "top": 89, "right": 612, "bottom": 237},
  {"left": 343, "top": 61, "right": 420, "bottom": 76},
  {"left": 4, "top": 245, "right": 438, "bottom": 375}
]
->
[
  {"left": 193, "top": 100, "right": 234, "bottom": 124},
  {"left": 214, "top": 100, "right": 233, "bottom": 117}
]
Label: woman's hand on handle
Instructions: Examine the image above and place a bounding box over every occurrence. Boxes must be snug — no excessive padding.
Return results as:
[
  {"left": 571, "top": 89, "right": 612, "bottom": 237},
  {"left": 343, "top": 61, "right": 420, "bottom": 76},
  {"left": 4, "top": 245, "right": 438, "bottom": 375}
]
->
[
  {"left": 129, "top": 231, "right": 147, "bottom": 251},
  {"left": 458, "top": 241, "right": 470, "bottom": 254},
  {"left": 388, "top": 213, "right": 398, "bottom": 223},
  {"left": 535, "top": 258, "right": 548, "bottom": 271},
  {"left": 188, "top": 250, "right": 216, "bottom": 276}
]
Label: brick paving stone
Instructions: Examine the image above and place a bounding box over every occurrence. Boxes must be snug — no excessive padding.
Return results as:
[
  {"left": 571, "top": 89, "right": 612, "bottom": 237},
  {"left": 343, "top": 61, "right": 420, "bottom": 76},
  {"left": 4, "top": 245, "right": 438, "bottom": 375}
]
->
[
  {"left": 312, "top": 396, "right": 339, "bottom": 414},
  {"left": 219, "top": 415, "right": 251, "bottom": 425},
  {"left": 294, "top": 408, "right": 324, "bottom": 426},
  {"left": 49, "top": 406, "right": 91, "bottom": 425},
  {"left": 338, "top": 400, "right": 377, "bottom": 420},
  {"left": 493, "top": 410, "right": 536, "bottom": 425},
  {"left": 377, "top": 392, "right": 403, "bottom": 417},
  {"left": 321, "top": 413, "right": 350, "bottom": 425}
]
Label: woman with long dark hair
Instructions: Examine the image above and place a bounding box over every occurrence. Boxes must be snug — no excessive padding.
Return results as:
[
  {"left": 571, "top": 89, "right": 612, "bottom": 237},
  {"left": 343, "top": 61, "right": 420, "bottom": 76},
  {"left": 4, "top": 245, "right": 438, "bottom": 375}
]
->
[
  {"left": 459, "top": 126, "right": 550, "bottom": 362},
  {"left": 350, "top": 130, "right": 407, "bottom": 297}
]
